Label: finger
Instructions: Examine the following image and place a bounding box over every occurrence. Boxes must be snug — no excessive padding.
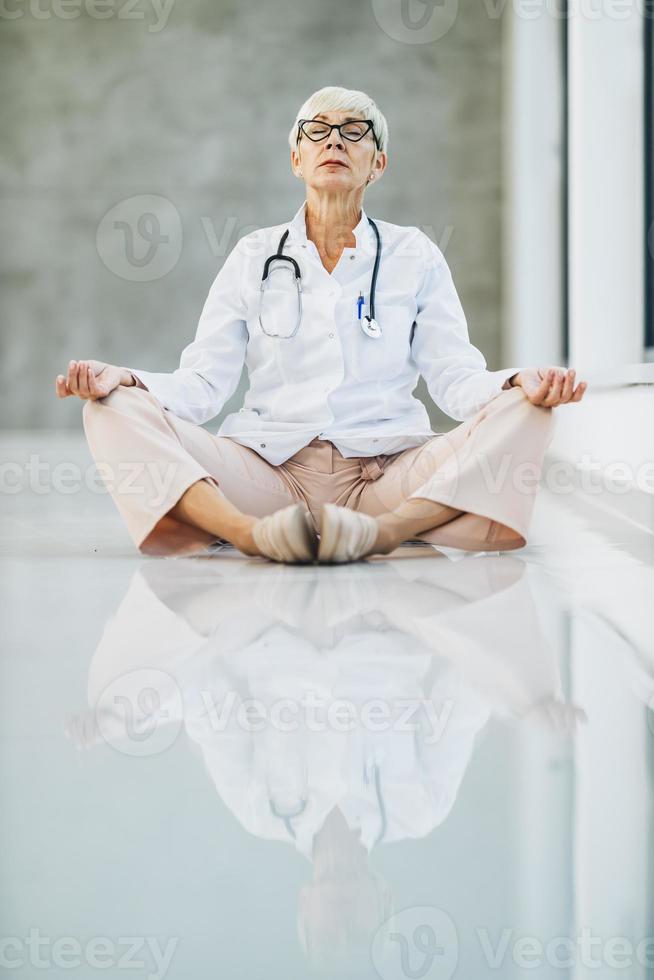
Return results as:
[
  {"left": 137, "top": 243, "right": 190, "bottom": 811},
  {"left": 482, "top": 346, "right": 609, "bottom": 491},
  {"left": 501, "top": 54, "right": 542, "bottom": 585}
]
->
[
  {"left": 560, "top": 368, "right": 575, "bottom": 402},
  {"left": 550, "top": 368, "right": 574, "bottom": 405},
  {"left": 76, "top": 361, "right": 90, "bottom": 398},
  {"left": 84, "top": 363, "right": 97, "bottom": 398},
  {"left": 550, "top": 369, "right": 565, "bottom": 400},
  {"left": 570, "top": 381, "right": 587, "bottom": 402},
  {"left": 529, "top": 369, "right": 556, "bottom": 405},
  {"left": 55, "top": 375, "right": 71, "bottom": 398},
  {"left": 543, "top": 369, "right": 564, "bottom": 406},
  {"left": 67, "top": 360, "right": 80, "bottom": 395}
]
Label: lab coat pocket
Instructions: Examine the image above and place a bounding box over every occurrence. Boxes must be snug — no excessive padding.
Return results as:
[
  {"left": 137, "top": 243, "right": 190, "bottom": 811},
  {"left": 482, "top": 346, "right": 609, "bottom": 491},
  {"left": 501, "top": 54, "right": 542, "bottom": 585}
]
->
[
  {"left": 350, "top": 301, "right": 414, "bottom": 383},
  {"left": 269, "top": 287, "right": 324, "bottom": 385}
]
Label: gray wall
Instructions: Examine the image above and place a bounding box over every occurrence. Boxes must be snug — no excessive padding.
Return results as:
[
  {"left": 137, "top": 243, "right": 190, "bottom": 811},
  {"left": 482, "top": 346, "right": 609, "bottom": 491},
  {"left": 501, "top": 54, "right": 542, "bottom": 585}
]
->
[{"left": 1, "top": 0, "right": 504, "bottom": 431}]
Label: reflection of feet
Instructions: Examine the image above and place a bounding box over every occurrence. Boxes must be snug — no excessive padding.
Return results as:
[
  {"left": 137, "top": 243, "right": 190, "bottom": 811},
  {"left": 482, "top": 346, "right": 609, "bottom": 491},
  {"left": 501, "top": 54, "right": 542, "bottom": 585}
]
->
[
  {"left": 251, "top": 503, "right": 318, "bottom": 563},
  {"left": 317, "top": 504, "right": 382, "bottom": 563}
]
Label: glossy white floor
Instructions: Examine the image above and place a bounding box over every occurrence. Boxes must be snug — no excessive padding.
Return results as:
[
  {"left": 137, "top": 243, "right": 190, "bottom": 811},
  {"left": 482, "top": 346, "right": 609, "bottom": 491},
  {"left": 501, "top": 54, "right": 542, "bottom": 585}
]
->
[{"left": 2, "top": 427, "right": 653, "bottom": 980}]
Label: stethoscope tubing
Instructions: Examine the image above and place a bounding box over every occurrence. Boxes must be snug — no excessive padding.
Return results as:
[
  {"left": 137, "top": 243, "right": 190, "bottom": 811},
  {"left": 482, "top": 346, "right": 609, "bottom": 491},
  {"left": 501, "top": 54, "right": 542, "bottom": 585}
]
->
[
  {"left": 259, "top": 217, "right": 382, "bottom": 339},
  {"left": 268, "top": 759, "right": 387, "bottom": 846}
]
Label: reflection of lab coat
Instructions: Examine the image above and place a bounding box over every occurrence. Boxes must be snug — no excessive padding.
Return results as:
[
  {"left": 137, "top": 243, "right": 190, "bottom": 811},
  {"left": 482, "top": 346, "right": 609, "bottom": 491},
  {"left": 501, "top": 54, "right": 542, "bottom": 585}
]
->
[
  {"left": 184, "top": 624, "right": 490, "bottom": 859},
  {"left": 82, "top": 556, "right": 560, "bottom": 859}
]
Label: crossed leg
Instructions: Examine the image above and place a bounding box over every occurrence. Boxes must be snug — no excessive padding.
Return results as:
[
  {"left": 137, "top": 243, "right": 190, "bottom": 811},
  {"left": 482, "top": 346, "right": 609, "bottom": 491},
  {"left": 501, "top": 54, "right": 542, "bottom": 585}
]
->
[
  {"left": 353, "top": 387, "right": 555, "bottom": 553},
  {"left": 82, "top": 385, "right": 299, "bottom": 557}
]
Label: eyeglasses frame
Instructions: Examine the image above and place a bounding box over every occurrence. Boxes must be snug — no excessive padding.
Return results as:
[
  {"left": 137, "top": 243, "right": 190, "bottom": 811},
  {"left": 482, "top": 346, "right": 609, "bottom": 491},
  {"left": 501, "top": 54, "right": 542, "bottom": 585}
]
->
[{"left": 296, "top": 118, "right": 381, "bottom": 151}]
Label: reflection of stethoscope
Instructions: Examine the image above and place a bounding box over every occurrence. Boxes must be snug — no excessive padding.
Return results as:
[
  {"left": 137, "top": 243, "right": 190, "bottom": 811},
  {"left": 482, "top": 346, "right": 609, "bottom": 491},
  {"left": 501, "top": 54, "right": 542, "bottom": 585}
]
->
[
  {"left": 268, "top": 758, "right": 388, "bottom": 846},
  {"left": 258, "top": 217, "right": 383, "bottom": 340},
  {"left": 269, "top": 794, "right": 308, "bottom": 840}
]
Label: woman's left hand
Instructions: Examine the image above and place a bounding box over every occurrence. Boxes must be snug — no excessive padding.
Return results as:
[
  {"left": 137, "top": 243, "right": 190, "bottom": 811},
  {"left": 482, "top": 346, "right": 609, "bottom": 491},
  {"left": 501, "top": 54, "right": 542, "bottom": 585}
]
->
[{"left": 511, "top": 367, "right": 587, "bottom": 407}]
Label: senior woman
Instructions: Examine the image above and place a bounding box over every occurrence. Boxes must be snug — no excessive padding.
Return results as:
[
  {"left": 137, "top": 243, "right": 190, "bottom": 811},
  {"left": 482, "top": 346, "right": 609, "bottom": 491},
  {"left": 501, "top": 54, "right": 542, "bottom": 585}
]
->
[{"left": 56, "top": 85, "right": 586, "bottom": 563}]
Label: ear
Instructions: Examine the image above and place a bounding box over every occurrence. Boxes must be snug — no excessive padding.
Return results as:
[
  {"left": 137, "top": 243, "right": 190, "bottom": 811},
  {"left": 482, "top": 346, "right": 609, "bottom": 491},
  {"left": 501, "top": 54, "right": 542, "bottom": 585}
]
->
[
  {"left": 290, "top": 147, "right": 302, "bottom": 179},
  {"left": 372, "top": 150, "right": 387, "bottom": 180}
]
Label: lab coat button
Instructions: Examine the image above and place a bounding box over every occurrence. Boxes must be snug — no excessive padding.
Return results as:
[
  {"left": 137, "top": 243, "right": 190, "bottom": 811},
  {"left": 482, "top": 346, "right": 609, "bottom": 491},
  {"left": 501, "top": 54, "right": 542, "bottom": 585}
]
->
[
  {"left": 328, "top": 332, "right": 334, "bottom": 338},
  {"left": 349, "top": 254, "right": 356, "bottom": 260},
  {"left": 260, "top": 443, "right": 266, "bottom": 448}
]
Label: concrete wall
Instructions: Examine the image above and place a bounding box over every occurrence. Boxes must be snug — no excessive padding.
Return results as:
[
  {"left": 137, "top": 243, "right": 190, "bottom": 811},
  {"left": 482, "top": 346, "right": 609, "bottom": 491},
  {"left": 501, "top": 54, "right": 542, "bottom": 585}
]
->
[{"left": 1, "top": 0, "right": 504, "bottom": 430}]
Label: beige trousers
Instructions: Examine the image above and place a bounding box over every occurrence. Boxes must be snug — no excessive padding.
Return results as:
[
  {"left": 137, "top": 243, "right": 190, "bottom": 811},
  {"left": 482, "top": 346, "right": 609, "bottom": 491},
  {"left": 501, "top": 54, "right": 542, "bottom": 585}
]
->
[{"left": 82, "top": 384, "right": 555, "bottom": 557}]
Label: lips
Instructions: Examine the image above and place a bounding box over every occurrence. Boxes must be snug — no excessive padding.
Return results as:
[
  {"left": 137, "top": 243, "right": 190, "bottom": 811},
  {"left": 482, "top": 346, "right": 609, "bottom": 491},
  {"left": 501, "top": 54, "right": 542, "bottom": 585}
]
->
[{"left": 320, "top": 159, "right": 348, "bottom": 168}]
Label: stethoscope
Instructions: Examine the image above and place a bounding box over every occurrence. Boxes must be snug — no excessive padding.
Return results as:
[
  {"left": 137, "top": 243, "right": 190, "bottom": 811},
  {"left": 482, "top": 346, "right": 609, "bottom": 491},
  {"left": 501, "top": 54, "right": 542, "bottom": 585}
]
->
[
  {"left": 268, "top": 758, "right": 388, "bottom": 846},
  {"left": 258, "top": 217, "right": 383, "bottom": 340}
]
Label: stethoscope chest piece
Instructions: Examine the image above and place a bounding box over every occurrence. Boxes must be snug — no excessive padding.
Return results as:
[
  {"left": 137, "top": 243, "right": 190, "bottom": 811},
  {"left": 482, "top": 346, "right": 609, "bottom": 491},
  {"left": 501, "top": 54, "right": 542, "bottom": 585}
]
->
[{"left": 362, "top": 317, "right": 382, "bottom": 339}]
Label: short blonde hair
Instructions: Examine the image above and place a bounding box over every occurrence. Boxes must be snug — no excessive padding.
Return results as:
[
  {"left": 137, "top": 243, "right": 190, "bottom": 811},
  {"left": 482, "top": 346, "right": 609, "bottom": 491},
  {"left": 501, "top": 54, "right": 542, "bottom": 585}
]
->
[{"left": 288, "top": 85, "right": 389, "bottom": 155}]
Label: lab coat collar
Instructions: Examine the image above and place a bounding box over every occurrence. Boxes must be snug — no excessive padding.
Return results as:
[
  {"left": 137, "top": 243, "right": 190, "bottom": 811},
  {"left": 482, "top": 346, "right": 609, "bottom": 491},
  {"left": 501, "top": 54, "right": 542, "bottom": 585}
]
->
[{"left": 286, "top": 199, "right": 373, "bottom": 250}]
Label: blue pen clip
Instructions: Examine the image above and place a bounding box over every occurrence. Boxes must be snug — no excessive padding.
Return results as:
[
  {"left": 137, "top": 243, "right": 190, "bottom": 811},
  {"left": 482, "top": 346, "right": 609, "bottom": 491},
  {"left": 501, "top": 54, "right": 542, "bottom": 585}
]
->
[{"left": 357, "top": 292, "right": 365, "bottom": 320}]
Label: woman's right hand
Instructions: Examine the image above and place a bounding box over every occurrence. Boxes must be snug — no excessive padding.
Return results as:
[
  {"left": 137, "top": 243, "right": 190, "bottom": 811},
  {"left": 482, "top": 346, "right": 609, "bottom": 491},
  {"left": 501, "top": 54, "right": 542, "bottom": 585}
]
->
[{"left": 55, "top": 359, "right": 131, "bottom": 401}]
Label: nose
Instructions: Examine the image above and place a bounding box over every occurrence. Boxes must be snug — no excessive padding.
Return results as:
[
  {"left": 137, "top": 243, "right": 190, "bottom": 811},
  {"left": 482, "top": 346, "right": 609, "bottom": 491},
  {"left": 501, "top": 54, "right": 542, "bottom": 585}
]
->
[{"left": 326, "top": 134, "right": 345, "bottom": 151}]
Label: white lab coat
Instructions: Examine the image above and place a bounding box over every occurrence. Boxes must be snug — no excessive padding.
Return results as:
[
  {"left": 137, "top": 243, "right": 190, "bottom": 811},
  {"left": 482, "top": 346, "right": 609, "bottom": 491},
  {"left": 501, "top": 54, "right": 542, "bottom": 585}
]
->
[{"left": 127, "top": 201, "right": 522, "bottom": 465}]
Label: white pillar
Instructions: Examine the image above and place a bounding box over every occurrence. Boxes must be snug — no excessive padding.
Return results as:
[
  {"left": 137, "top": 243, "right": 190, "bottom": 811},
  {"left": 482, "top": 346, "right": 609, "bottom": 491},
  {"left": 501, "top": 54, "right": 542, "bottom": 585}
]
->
[
  {"left": 568, "top": 7, "right": 644, "bottom": 369},
  {"left": 502, "top": 9, "right": 566, "bottom": 368}
]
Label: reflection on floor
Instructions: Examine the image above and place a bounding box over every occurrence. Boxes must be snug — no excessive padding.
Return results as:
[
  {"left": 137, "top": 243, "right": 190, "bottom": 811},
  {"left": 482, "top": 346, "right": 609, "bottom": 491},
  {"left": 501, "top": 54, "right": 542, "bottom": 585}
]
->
[{"left": 2, "top": 432, "right": 653, "bottom": 979}]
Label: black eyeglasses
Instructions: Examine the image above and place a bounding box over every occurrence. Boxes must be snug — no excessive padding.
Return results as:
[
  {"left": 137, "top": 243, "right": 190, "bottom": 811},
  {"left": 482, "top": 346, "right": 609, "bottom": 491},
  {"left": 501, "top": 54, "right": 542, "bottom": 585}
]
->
[{"left": 297, "top": 118, "right": 380, "bottom": 150}]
